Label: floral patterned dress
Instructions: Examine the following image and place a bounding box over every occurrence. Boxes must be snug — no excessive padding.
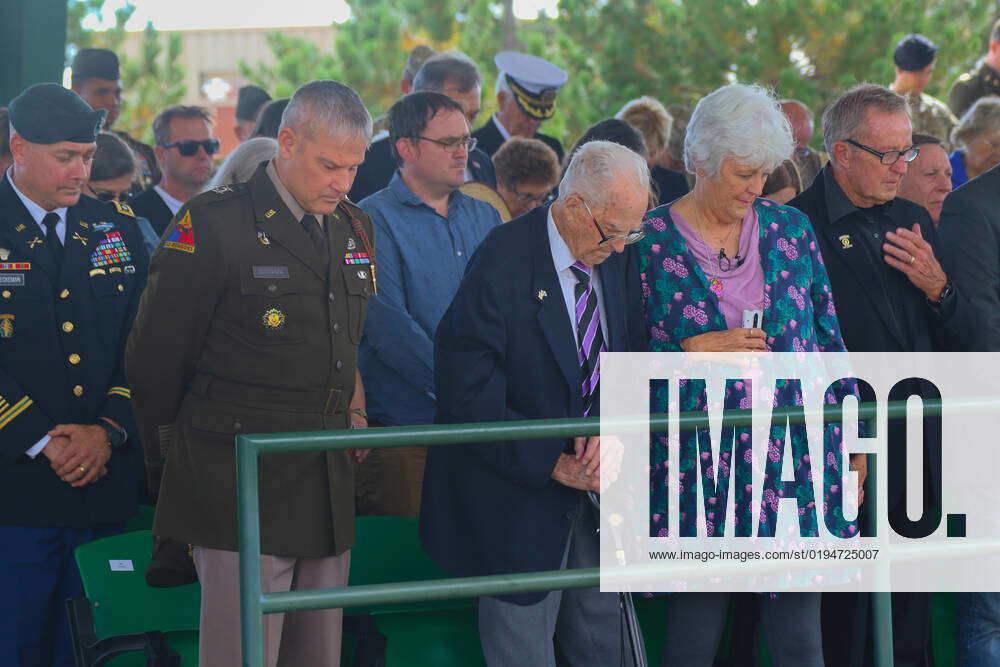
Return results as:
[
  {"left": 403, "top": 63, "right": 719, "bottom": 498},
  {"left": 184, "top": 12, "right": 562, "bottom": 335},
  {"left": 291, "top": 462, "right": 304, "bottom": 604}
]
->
[{"left": 639, "top": 198, "right": 859, "bottom": 542}]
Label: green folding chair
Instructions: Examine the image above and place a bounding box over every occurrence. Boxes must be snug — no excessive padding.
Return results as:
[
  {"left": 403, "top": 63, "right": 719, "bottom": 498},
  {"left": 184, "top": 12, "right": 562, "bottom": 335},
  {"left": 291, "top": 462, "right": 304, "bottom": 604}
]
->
[
  {"left": 68, "top": 529, "right": 200, "bottom": 666},
  {"left": 124, "top": 505, "right": 156, "bottom": 533},
  {"left": 343, "top": 516, "right": 484, "bottom": 667}
]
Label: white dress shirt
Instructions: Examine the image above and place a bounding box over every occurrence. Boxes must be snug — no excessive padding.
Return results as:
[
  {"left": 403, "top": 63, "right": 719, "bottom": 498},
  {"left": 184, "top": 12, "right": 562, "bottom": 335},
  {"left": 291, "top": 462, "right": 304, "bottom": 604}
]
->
[
  {"left": 546, "top": 208, "right": 608, "bottom": 348},
  {"left": 7, "top": 171, "right": 67, "bottom": 457},
  {"left": 492, "top": 112, "right": 513, "bottom": 143},
  {"left": 153, "top": 185, "right": 184, "bottom": 216}
]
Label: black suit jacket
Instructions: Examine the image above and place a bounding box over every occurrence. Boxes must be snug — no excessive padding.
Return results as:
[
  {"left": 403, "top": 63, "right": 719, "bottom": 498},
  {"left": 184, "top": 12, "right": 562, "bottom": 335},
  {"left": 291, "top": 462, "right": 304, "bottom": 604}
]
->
[
  {"left": 473, "top": 115, "right": 565, "bottom": 162},
  {"left": 789, "top": 166, "right": 972, "bottom": 511},
  {"left": 651, "top": 165, "right": 689, "bottom": 206},
  {"left": 129, "top": 187, "right": 174, "bottom": 238},
  {"left": 419, "top": 204, "right": 644, "bottom": 604},
  {"left": 0, "top": 176, "right": 147, "bottom": 526},
  {"left": 348, "top": 134, "right": 497, "bottom": 203},
  {"left": 938, "top": 165, "right": 1000, "bottom": 350}
]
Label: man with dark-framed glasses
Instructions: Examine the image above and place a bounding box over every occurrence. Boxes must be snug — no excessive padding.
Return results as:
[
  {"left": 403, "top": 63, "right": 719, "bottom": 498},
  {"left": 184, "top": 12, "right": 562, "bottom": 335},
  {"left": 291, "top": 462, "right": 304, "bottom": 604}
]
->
[
  {"left": 355, "top": 92, "right": 501, "bottom": 517},
  {"left": 129, "top": 105, "right": 218, "bottom": 237},
  {"left": 790, "top": 83, "right": 972, "bottom": 667}
]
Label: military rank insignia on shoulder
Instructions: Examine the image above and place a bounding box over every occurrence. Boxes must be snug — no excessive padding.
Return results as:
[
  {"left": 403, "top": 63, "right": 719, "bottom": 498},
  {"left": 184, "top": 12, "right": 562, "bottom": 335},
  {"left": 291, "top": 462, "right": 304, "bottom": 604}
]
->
[
  {"left": 203, "top": 182, "right": 247, "bottom": 203},
  {"left": 163, "top": 209, "right": 196, "bottom": 254},
  {"left": 113, "top": 200, "right": 135, "bottom": 217}
]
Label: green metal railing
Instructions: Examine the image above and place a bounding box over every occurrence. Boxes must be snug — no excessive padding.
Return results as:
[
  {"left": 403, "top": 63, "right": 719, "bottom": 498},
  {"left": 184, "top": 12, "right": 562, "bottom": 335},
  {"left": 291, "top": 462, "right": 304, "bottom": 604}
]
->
[{"left": 236, "top": 397, "right": 975, "bottom": 667}]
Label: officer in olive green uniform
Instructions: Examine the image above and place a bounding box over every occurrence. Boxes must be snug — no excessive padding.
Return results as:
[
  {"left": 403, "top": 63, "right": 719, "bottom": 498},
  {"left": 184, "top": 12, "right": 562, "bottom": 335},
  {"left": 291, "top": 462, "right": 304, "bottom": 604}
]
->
[
  {"left": 950, "top": 60, "right": 1000, "bottom": 119},
  {"left": 949, "top": 21, "right": 1000, "bottom": 119},
  {"left": 126, "top": 80, "right": 375, "bottom": 667}
]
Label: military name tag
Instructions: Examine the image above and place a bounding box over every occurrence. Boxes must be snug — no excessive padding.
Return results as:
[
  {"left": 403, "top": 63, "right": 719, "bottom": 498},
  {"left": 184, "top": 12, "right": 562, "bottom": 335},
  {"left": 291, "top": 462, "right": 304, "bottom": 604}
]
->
[
  {"left": 0, "top": 274, "right": 25, "bottom": 286},
  {"left": 251, "top": 265, "right": 289, "bottom": 279}
]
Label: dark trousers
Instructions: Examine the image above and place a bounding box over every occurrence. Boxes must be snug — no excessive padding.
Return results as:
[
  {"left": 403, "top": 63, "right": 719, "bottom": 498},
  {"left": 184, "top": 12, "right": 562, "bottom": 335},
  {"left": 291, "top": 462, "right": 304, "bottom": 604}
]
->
[
  {"left": 821, "top": 502, "right": 938, "bottom": 667},
  {"left": 0, "top": 523, "right": 124, "bottom": 667},
  {"left": 661, "top": 592, "right": 823, "bottom": 667}
]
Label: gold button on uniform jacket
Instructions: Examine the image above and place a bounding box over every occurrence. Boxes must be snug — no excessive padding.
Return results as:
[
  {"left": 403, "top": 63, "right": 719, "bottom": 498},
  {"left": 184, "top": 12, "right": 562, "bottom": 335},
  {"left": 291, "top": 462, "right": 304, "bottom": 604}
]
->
[{"left": 126, "top": 163, "right": 375, "bottom": 557}]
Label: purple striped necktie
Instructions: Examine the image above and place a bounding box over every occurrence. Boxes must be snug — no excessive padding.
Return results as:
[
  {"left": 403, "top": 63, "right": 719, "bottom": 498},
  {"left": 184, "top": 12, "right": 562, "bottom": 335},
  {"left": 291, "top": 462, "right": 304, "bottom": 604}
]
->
[{"left": 570, "top": 261, "right": 606, "bottom": 416}]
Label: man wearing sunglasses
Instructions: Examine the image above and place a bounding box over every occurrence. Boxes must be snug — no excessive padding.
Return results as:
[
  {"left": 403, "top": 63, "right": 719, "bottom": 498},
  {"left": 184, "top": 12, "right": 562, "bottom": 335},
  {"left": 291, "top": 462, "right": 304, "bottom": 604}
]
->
[
  {"left": 130, "top": 105, "right": 218, "bottom": 237},
  {"left": 790, "top": 84, "right": 973, "bottom": 667}
]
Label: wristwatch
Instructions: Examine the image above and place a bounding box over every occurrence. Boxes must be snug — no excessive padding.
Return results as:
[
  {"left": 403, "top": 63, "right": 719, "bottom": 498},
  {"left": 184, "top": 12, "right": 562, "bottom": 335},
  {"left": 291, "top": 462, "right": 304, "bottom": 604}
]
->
[
  {"left": 100, "top": 421, "right": 128, "bottom": 449},
  {"left": 930, "top": 280, "right": 954, "bottom": 308}
]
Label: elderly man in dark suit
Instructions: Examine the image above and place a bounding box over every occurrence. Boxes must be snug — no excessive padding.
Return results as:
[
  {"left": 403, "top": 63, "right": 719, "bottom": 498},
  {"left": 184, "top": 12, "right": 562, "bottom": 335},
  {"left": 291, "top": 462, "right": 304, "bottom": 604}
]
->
[
  {"left": 421, "top": 140, "right": 648, "bottom": 666},
  {"left": 348, "top": 52, "right": 496, "bottom": 202},
  {"left": 789, "top": 83, "right": 971, "bottom": 667},
  {"left": 937, "top": 164, "right": 1000, "bottom": 664}
]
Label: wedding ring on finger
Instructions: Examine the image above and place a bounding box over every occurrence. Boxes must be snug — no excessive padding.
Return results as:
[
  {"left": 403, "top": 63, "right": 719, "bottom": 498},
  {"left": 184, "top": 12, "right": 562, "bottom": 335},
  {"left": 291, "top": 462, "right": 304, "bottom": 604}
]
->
[
  {"left": 909, "top": 255, "right": 916, "bottom": 265},
  {"left": 79, "top": 465, "right": 88, "bottom": 472}
]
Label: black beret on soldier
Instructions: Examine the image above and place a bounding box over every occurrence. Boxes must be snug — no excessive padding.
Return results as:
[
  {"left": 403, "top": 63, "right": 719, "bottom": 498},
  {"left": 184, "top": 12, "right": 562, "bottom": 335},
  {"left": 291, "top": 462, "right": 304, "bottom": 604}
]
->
[
  {"left": 71, "top": 48, "right": 121, "bottom": 82},
  {"left": 8, "top": 83, "right": 106, "bottom": 144},
  {"left": 236, "top": 85, "right": 272, "bottom": 122},
  {"left": 894, "top": 34, "right": 938, "bottom": 72}
]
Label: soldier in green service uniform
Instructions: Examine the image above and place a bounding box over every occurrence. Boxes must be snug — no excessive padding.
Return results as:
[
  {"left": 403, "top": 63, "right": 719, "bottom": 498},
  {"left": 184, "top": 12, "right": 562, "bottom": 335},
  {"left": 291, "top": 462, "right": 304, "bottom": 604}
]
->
[
  {"left": 126, "top": 80, "right": 375, "bottom": 667},
  {"left": 949, "top": 19, "right": 1000, "bottom": 119}
]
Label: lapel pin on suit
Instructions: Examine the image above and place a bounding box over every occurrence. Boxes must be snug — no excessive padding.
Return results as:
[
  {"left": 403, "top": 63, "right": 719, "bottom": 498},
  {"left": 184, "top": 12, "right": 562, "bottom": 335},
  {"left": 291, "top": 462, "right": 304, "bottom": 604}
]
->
[
  {"left": 536, "top": 289, "right": 547, "bottom": 301},
  {"left": 839, "top": 234, "right": 853, "bottom": 249}
]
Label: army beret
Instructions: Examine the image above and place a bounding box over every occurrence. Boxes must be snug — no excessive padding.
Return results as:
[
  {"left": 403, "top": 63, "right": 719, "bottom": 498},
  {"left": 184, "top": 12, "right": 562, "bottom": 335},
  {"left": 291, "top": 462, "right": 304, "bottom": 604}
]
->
[
  {"left": 894, "top": 34, "right": 938, "bottom": 72},
  {"left": 9, "top": 84, "right": 106, "bottom": 144},
  {"left": 236, "top": 85, "right": 272, "bottom": 122},
  {"left": 72, "top": 48, "right": 120, "bottom": 82}
]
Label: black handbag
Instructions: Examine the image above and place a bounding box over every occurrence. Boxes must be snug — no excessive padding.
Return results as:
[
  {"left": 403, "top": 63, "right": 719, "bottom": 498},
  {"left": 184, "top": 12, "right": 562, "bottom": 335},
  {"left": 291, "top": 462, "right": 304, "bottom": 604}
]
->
[{"left": 145, "top": 535, "right": 198, "bottom": 588}]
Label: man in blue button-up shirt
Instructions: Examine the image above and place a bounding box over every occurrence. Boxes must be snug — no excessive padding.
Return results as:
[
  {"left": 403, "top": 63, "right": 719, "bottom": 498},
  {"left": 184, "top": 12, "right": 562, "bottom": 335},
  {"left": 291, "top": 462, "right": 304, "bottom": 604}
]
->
[{"left": 358, "top": 91, "right": 501, "bottom": 516}]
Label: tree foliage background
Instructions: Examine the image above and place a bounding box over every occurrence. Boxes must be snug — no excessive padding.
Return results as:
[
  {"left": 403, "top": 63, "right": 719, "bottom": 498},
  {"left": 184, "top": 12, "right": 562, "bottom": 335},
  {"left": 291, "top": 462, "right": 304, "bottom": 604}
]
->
[
  {"left": 67, "top": 0, "right": 186, "bottom": 144},
  {"left": 73, "top": 1, "right": 1000, "bottom": 148},
  {"left": 243, "top": 0, "right": 1000, "bottom": 147}
]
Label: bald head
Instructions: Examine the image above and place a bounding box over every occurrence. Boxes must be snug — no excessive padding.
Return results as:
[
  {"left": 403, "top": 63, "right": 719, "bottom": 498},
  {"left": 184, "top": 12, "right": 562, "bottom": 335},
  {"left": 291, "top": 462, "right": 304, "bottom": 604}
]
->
[{"left": 781, "top": 99, "right": 814, "bottom": 149}]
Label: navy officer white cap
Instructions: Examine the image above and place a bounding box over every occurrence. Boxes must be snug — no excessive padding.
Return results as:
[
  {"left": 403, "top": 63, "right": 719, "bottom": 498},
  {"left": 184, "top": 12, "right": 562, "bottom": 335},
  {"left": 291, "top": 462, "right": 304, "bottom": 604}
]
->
[{"left": 495, "top": 51, "right": 568, "bottom": 93}]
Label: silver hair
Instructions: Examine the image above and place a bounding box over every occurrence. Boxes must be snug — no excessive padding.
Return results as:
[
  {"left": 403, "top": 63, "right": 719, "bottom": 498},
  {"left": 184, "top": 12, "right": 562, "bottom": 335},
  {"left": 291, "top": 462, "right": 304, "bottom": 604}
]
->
[
  {"left": 413, "top": 51, "right": 481, "bottom": 94},
  {"left": 204, "top": 137, "right": 276, "bottom": 191},
  {"left": 558, "top": 140, "right": 650, "bottom": 209},
  {"left": 822, "top": 84, "right": 910, "bottom": 155},
  {"left": 951, "top": 96, "right": 1000, "bottom": 149},
  {"left": 279, "top": 80, "right": 372, "bottom": 142},
  {"left": 684, "top": 83, "right": 794, "bottom": 177},
  {"left": 495, "top": 73, "right": 511, "bottom": 98}
]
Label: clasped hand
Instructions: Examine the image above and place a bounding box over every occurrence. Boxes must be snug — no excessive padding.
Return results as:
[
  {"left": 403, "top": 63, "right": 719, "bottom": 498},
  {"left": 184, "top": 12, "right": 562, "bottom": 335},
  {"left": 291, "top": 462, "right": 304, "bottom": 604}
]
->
[
  {"left": 43, "top": 423, "right": 111, "bottom": 487},
  {"left": 551, "top": 435, "right": 625, "bottom": 493}
]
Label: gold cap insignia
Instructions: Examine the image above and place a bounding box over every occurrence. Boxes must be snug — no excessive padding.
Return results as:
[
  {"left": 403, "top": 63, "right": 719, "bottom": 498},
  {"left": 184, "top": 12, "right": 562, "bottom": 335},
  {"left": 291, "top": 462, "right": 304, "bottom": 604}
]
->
[
  {"left": 839, "top": 234, "right": 853, "bottom": 249},
  {"left": 262, "top": 307, "right": 286, "bottom": 330}
]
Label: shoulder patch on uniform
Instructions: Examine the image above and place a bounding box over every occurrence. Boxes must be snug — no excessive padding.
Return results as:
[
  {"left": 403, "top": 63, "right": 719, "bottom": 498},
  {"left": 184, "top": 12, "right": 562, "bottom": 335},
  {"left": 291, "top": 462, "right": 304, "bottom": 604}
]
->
[
  {"left": 113, "top": 201, "right": 135, "bottom": 217},
  {"left": 163, "top": 210, "right": 196, "bottom": 253}
]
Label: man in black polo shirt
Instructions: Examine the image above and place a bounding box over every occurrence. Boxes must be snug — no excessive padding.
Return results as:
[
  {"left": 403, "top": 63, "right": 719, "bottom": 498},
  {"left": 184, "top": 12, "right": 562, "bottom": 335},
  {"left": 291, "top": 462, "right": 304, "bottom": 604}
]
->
[{"left": 790, "top": 83, "right": 971, "bottom": 667}]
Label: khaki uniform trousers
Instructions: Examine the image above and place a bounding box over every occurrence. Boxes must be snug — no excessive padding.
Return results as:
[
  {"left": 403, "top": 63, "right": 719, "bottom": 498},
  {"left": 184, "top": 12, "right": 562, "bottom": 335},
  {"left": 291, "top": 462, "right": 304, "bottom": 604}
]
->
[{"left": 192, "top": 546, "right": 350, "bottom": 667}]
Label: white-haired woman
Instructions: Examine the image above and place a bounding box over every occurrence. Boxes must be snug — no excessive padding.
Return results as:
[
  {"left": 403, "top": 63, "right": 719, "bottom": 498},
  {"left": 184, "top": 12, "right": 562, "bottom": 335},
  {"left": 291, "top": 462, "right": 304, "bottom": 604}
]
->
[
  {"left": 949, "top": 96, "right": 1000, "bottom": 188},
  {"left": 640, "top": 84, "right": 862, "bottom": 665},
  {"left": 203, "top": 137, "right": 277, "bottom": 191}
]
